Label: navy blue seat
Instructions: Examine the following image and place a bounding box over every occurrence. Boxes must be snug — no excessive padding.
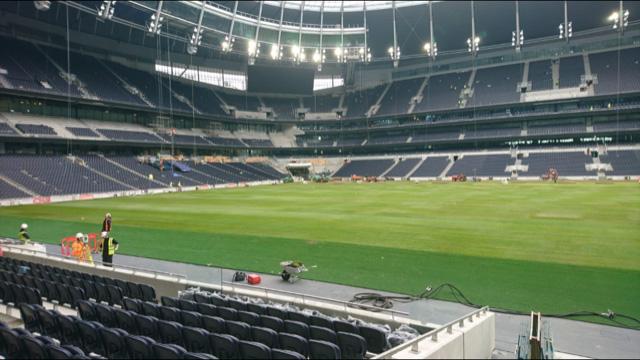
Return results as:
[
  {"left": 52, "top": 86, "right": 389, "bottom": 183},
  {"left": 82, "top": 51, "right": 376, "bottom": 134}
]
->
[
  {"left": 68, "top": 286, "right": 85, "bottom": 308},
  {"left": 135, "top": 314, "right": 159, "bottom": 338},
  {"left": 46, "top": 344, "right": 78, "bottom": 359},
  {"left": 100, "top": 327, "right": 129, "bottom": 359},
  {"left": 247, "top": 303, "right": 267, "bottom": 315},
  {"left": 238, "top": 310, "right": 260, "bottom": 326},
  {"left": 124, "top": 297, "right": 143, "bottom": 313},
  {"left": 197, "top": 303, "right": 218, "bottom": 317},
  {"left": 261, "top": 315, "right": 284, "bottom": 332},
  {"left": 182, "top": 326, "right": 211, "bottom": 354},
  {"left": 287, "top": 311, "right": 310, "bottom": 325},
  {"left": 227, "top": 298, "right": 247, "bottom": 312},
  {"left": 359, "top": 325, "right": 388, "bottom": 353},
  {"left": 139, "top": 284, "right": 156, "bottom": 302},
  {"left": 227, "top": 320, "right": 252, "bottom": 340},
  {"left": 19, "top": 303, "right": 41, "bottom": 333},
  {"left": 217, "top": 306, "right": 238, "bottom": 321},
  {"left": 36, "top": 307, "right": 61, "bottom": 339},
  {"left": 285, "top": 320, "right": 310, "bottom": 339},
  {"left": 95, "top": 303, "right": 118, "bottom": 328},
  {"left": 310, "top": 325, "right": 337, "bottom": 344},
  {"left": 142, "top": 301, "right": 161, "bottom": 318},
  {"left": 210, "top": 333, "right": 239, "bottom": 359},
  {"left": 77, "top": 319, "right": 105, "bottom": 355},
  {"left": 181, "top": 310, "right": 203, "bottom": 328},
  {"left": 24, "top": 286, "right": 43, "bottom": 306},
  {"left": 193, "top": 293, "right": 212, "bottom": 304},
  {"left": 22, "top": 335, "right": 49, "bottom": 359},
  {"left": 56, "top": 315, "right": 83, "bottom": 348},
  {"left": 310, "top": 315, "right": 334, "bottom": 330},
  {"left": 127, "top": 281, "right": 144, "bottom": 301},
  {"left": 179, "top": 299, "right": 199, "bottom": 312},
  {"left": 337, "top": 331, "right": 367, "bottom": 359},
  {"left": 334, "top": 320, "right": 359, "bottom": 335},
  {"left": 209, "top": 294, "right": 228, "bottom": 307},
  {"left": 184, "top": 352, "right": 218, "bottom": 359},
  {"left": 279, "top": 333, "right": 309, "bottom": 357},
  {"left": 115, "top": 308, "right": 139, "bottom": 334},
  {"left": 77, "top": 300, "right": 98, "bottom": 321},
  {"left": 272, "top": 348, "right": 306, "bottom": 359},
  {"left": 95, "top": 283, "right": 111, "bottom": 304},
  {"left": 160, "top": 305, "right": 181, "bottom": 323},
  {"left": 309, "top": 339, "right": 342, "bottom": 359},
  {"left": 239, "top": 340, "right": 271, "bottom": 359},
  {"left": 251, "top": 326, "right": 279, "bottom": 348},
  {"left": 267, "top": 306, "right": 287, "bottom": 320},
  {"left": 160, "top": 296, "right": 179, "bottom": 308},
  {"left": 157, "top": 320, "right": 184, "bottom": 346},
  {"left": 126, "top": 335, "right": 156, "bottom": 359},
  {"left": 153, "top": 343, "right": 187, "bottom": 359},
  {"left": 202, "top": 315, "right": 226, "bottom": 334}
]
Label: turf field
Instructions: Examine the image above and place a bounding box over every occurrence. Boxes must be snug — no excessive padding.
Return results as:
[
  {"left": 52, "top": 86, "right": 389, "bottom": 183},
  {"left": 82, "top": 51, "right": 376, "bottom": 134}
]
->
[{"left": 1, "top": 181, "right": 639, "bottom": 323}]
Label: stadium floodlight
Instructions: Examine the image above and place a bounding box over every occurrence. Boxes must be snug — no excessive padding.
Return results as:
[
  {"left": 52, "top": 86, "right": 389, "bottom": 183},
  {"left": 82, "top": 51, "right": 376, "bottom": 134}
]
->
[
  {"left": 467, "top": 36, "right": 480, "bottom": 53},
  {"left": 558, "top": 22, "right": 572, "bottom": 39},
  {"left": 312, "top": 49, "right": 321, "bottom": 63},
  {"left": 148, "top": 13, "right": 164, "bottom": 34},
  {"left": 247, "top": 40, "right": 259, "bottom": 57},
  {"left": 270, "top": 44, "right": 282, "bottom": 60},
  {"left": 609, "top": 10, "right": 630, "bottom": 30},
  {"left": 512, "top": 29, "right": 524, "bottom": 49},
  {"left": 423, "top": 42, "right": 437, "bottom": 58},
  {"left": 33, "top": 1, "right": 51, "bottom": 11},
  {"left": 388, "top": 46, "right": 400, "bottom": 60},
  {"left": 221, "top": 36, "right": 234, "bottom": 52},
  {"left": 97, "top": 1, "right": 116, "bottom": 20},
  {"left": 291, "top": 45, "right": 300, "bottom": 56}
]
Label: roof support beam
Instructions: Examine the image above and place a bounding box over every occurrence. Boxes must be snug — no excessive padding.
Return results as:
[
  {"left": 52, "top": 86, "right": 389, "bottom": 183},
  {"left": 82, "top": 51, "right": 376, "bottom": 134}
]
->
[
  {"left": 275, "top": 0, "right": 285, "bottom": 58},
  {"left": 363, "top": 1, "right": 368, "bottom": 62},
  {"left": 296, "top": 1, "right": 305, "bottom": 63},
  {"left": 392, "top": 0, "right": 398, "bottom": 67}
]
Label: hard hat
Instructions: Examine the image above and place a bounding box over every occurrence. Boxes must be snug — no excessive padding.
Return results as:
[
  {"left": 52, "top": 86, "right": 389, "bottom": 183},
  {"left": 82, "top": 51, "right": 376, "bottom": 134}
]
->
[
  {"left": 21, "top": 223, "right": 28, "bottom": 229},
  {"left": 101, "top": 231, "right": 109, "bottom": 238},
  {"left": 76, "top": 232, "right": 84, "bottom": 239},
  {"left": 82, "top": 237, "right": 89, "bottom": 244},
  {"left": 106, "top": 213, "right": 112, "bottom": 218}
]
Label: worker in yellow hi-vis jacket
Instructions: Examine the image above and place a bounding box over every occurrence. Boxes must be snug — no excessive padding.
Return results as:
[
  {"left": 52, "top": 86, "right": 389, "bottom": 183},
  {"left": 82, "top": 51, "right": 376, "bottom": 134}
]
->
[{"left": 99, "top": 231, "right": 118, "bottom": 267}]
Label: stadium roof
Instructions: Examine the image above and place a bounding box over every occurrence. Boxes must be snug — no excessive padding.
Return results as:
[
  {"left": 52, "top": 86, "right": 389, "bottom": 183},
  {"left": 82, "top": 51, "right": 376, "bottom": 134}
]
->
[{"left": 262, "top": 1, "right": 430, "bottom": 12}]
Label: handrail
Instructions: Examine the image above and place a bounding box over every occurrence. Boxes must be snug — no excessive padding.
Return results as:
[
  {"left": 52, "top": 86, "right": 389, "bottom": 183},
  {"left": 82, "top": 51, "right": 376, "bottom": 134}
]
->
[
  {"left": 222, "top": 280, "right": 409, "bottom": 321},
  {"left": 372, "top": 306, "right": 490, "bottom": 359},
  {"left": 0, "top": 240, "right": 187, "bottom": 280}
]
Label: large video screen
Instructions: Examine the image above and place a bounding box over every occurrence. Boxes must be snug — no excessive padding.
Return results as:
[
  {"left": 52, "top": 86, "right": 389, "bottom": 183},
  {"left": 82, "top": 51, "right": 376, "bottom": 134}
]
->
[{"left": 247, "top": 65, "right": 314, "bottom": 95}]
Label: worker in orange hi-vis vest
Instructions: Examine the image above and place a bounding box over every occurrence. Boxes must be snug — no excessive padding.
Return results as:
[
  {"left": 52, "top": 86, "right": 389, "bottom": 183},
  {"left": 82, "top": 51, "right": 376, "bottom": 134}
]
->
[{"left": 71, "top": 233, "right": 84, "bottom": 261}]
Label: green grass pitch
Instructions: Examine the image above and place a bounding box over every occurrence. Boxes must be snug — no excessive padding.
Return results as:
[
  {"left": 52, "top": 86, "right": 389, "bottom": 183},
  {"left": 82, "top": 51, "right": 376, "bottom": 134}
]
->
[{"left": 1, "top": 181, "right": 639, "bottom": 323}]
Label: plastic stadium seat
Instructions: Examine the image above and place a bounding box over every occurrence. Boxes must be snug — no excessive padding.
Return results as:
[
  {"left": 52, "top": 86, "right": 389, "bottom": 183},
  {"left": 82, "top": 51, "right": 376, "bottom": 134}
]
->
[
  {"left": 279, "top": 333, "right": 309, "bottom": 357},
  {"left": 124, "top": 297, "right": 143, "bottom": 313},
  {"left": 226, "top": 320, "right": 252, "bottom": 340},
  {"left": 159, "top": 305, "right": 181, "bottom": 323},
  {"left": 210, "top": 333, "right": 239, "bottom": 359},
  {"left": 36, "top": 308, "right": 61, "bottom": 339},
  {"left": 82, "top": 281, "right": 99, "bottom": 302},
  {"left": 287, "top": 311, "right": 310, "bottom": 325},
  {"left": 142, "top": 301, "right": 161, "bottom": 318},
  {"left": 77, "top": 320, "right": 105, "bottom": 355},
  {"left": 309, "top": 339, "right": 342, "bottom": 359},
  {"left": 114, "top": 308, "right": 139, "bottom": 334},
  {"left": 56, "top": 315, "right": 83, "bottom": 348},
  {"left": 126, "top": 335, "right": 156, "bottom": 359},
  {"left": 184, "top": 352, "right": 218, "bottom": 359},
  {"left": 161, "top": 296, "right": 179, "bottom": 308},
  {"left": 193, "top": 293, "right": 212, "bottom": 304},
  {"left": 22, "top": 335, "right": 49, "bottom": 359},
  {"left": 181, "top": 310, "right": 204, "bottom": 328},
  {"left": 251, "top": 326, "right": 279, "bottom": 348},
  {"left": 114, "top": 279, "right": 130, "bottom": 297},
  {"left": 182, "top": 326, "right": 211, "bottom": 353},
  {"left": 56, "top": 284, "right": 73, "bottom": 306},
  {"left": 139, "top": 284, "right": 157, "bottom": 302},
  {"left": 157, "top": 320, "right": 184, "bottom": 346},
  {"left": 44, "top": 281, "right": 59, "bottom": 303},
  {"left": 179, "top": 299, "right": 199, "bottom": 312},
  {"left": 197, "top": 303, "right": 219, "bottom": 317},
  {"left": 217, "top": 306, "right": 238, "bottom": 321},
  {"left": 209, "top": 294, "right": 228, "bottom": 307},
  {"left": 127, "top": 281, "right": 144, "bottom": 300},
  {"left": 334, "top": 319, "right": 359, "bottom": 335},
  {"left": 19, "top": 303, "right": 41, "bottom": 333},
  {"left": 337, "top": 331, "right": 367, "bottom": 359},
  {"left": 78, "top": 300, "right": 98, "bottom": 321},
  {"left": 247, "top": 303, "right": 267, "bottom": 315},
  {"left": 227, "top": 298, "right": 247, "bottom": 312},
  {"left": 46, "top": 344, "right": 77, "bottom": 359},
  {"left": 310, "top": 315, "right": 334, "bottom": 330},
  {"left": 202, "top": 315, "right": 226, "bottom": 334},
  {"left": 95, "top": 283, "right": 111, "bottom": 304},
  {"left": 310, "top": 325, "right": 338, "bottom": 344},
  {"left": 95, "top": 303, "right": 118, "bottom": 328},
  {"left": 359, "top": 325, "right": 388, "bottom": 353},
  {"left": 68, "top": 286, "right": 85, "bottom": 308},
  {"left": 285, "top": 320, "right": 310, "bottom": 338},
  {"left": 135, "top": 314, "right": 159, "bottom": 338},
  {"left": 100, "top": 327, "right": 129, "bottom": 358},
  {"left": 238, "top": 310, "right": 260, "bottom": 326},
  {"left": 107, "top": 285, "right": 124, "bottom": 306},
  {"left": 24, "top": 287, "right": 43, "bottom": 306},
  {"left": 267, "top": 306, "right": 287, "bottom": 320},
  {"left": 272, "top": 348, "right": 306, "bottom": 360},
  {"left": 239, "top": 340, "right": 271, "bottom": 359},
  {"left": 260, "top": 315, "right": 284, "bottom": 332}
]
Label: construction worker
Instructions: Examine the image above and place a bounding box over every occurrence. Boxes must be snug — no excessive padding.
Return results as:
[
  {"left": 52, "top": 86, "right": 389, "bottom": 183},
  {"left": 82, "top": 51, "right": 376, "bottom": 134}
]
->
[
  {"left": 96, "top": 213, "right": 112, "bottom": 253},
  {"left": 18, "top": 224, "right": 30, "bottom": 245},
  {"left": 99, "top": 231, "right": 118, "bottom": 267},
  {"left": 72, "top": 233, "right": 84, "bottom": 261},
  {"left": 80, "top": 236, "right": 94, "bottom": 265}
]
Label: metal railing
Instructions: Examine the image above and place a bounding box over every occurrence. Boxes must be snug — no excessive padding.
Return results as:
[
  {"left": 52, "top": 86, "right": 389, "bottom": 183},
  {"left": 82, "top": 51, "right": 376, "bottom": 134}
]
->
[
  {"left": 0, "top": 240, "right": 187, "bottom": 280},
  {"left": 222, "top": 280, "right": 409, "bottom": 322},
  {"left": 372, "top": 306, "right": 490, "bottom": 359}
]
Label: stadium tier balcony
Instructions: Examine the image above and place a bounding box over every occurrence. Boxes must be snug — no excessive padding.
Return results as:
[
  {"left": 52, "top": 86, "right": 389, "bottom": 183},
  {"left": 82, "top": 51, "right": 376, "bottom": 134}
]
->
[
  {"left": 414, "top": 71, "right": 471, "bottom": 112},
  {"left": 81, "top": 155, "right": 165, "bottom": 190},
  {"left": 15, "top": 124, "right": 57, "bottom": 136},
  {"left": 336, "top": 138, "right": 365, "bottom": 147},
  {"left": 262, "top": 97, "right": 300, "bottom": 120},
  {"left": 217, "top": 92, "right": 262, "bottom": 112},
  {"left": 469, "top": 64, "right": 523, "bottom": 107},
  {"left": 599, "top": 150, "right": 640, "bottom": 176},
  {"left": 344, "top": 85, "right": 386, "bottom": 118},
  {"left": 593, "top": 119, "right": 640, "bottom": 132},
  {"left": 527, "top": 123, "right": 586, "bottom": 136},
  {"left": 591, "top": 47, "right": 640, "bottom": 95},
  {"left": 523, "top": 152, "right": 593, "bottom": 177},
  {"left": 161, "top": 133, "right": 211, "bottom": 146},
  {"left": 0, "top": 178, "right": 30, "bottom": 199},
  {"left": 66, "top": 127, "right": 100, "bottom": 138},
  {"left": 558, "top": 55, "right": 585, "bottom": 88},
  {"left": 410, "top": 157, "right": 450, "bottom": 177},
  {"left": 528, "top": 60, "right": 554, "bottom": 91},
  {"left": 333, "top": 159, "right": 395, "bottom": 177},
  {"left": 465, "top": 127, "right": 522, "bottom": 140},
  {"left": 447, "top": 154, "right": 513, "bottom": 177},
  {"left": 411, "top": 130, "right": 460, "bottom": 143},
  {"left": 302, "top": 94, "right": 341, "bottom": 113},
  {"left": 97, "top": 129, "right": 163, "bottom": 143},
  {"left": 385, "top": 158, "right": 421, "bottom": 177},
  {"left": 241, "top": 138, "right": 274, "bottom": 147},
  {"left": 367, "top": 134, "right": 409, "bottom": 145},
  {"left": 189, "top": 87, "right": 228, "bottom": 116},
  {"left": 376, "top": 77, "right": 425, "bottom": 116},
  {"left": 206, "top": 136, "right": 246, "bottom": 147},
  {"left": 0, "top": 123, "right": 19, "bottom": 135}
]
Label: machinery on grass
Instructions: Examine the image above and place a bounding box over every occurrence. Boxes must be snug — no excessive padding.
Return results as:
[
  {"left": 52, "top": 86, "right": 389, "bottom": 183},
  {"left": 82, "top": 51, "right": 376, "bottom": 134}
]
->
[
  {"left": 451, "top": 173, "right": 467, "bottom": 182},
  {"left": 542, "top": 168, "right": 559, "bottom": 182},
  {"left": 280, "top": 260, "right": 307, "bottom": 283}
]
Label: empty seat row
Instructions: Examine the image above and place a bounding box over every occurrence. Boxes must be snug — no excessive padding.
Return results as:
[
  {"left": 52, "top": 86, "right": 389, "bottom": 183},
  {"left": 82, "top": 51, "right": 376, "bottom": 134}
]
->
[
  {"left": 79, "top": 299, "right": 365, "bottom": 358},
  {"left": 0, "top": 256, "right": 156, "bottom": 303},
  {"left": 0, "top": 319, "right": 90, "bottom": 359},
  {"left": 0, "top": 280, "right": 42, "bottom": 307}
]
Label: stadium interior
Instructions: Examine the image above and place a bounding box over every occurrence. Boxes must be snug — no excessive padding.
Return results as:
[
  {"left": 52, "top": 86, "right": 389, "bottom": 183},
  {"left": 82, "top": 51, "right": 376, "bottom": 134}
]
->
[{"left": 0, "top": 0, "right": 639, "bottom": 359}]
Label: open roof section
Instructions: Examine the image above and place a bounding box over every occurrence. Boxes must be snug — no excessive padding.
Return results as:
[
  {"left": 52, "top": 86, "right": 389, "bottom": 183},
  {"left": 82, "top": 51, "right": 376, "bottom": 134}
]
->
[{"left": 262, "top": 1, "right": 430, "bottom": 13}]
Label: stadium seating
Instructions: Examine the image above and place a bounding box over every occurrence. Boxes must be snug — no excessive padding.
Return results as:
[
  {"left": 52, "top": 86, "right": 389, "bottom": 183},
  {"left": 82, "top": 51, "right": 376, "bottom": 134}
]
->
[
  {"left": 303, "top": 94, "right": 341, "bottom": 113},
  {"left": 414, "top": 71, "right": 471, "bottom": 112},
  {"left": 558, "top": 56, "right": 585, "bottom": 88},
  {"left": 469, "top": 64, "right": 523, "bottom": 107},
  {"left": 446, "top": 154, "right": 513, "bottom": 177},
  {"left": 344, "top": 85, "right": 386, "bottom": 118},
  {"left": 15, "top": 124, "right": 57, "bottom": 136},
  {"left": 395, "top": 156, "right": 448, "bottom": 178},
  {"left": 262, "top": 97, "right": 301, "bottom": 119},
  {"left": 523, "top": 152, "right": 593, "bottom": 177},
  {"left": 599, "top": 150, "right": 640, "bottom": 176},
  {"left": 377, "top": 77, "right": 424, "bottom": 116},
  {"left": 528, "top": 60, "right": 553, "bottom": 91},
  {"left": 385, "top": 158, "right": 422, "bottom": 177},
  {"left": 333, "top": 159, "right": 395, "bottom": 177},
  {"left": 66, "top": 127, "right": 100, "bottom": 138}
]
